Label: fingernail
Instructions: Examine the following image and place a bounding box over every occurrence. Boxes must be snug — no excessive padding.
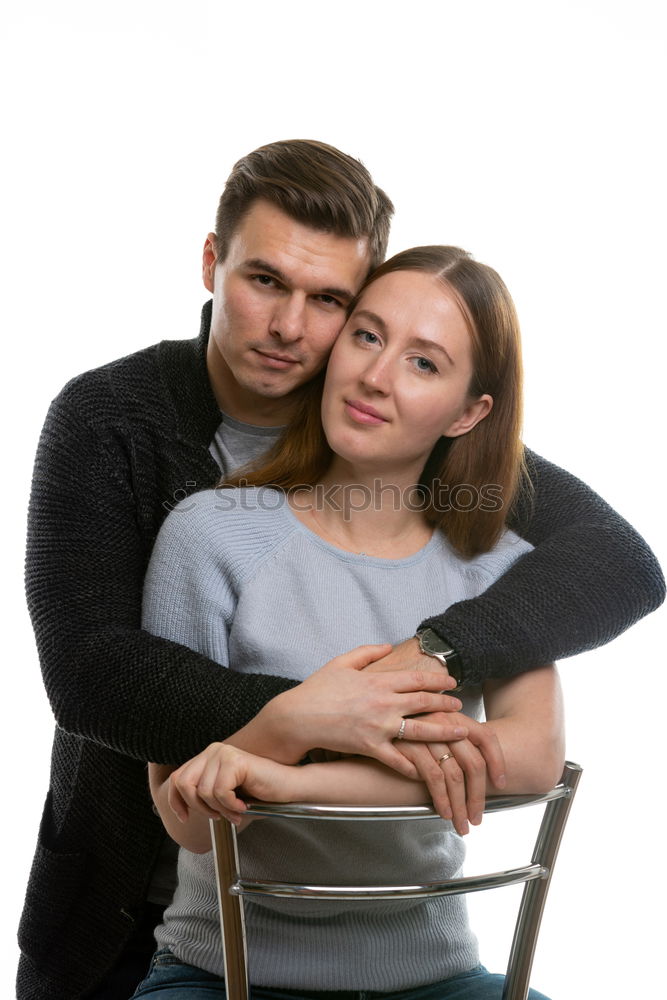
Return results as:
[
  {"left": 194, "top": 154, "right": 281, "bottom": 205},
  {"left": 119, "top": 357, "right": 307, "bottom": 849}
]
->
[
  {"left": 453, "top": 727, "right": 466, "bottom": 737},
  {"left": 472, "top": 812, "right": 483, "bottom": 825},
  {"left": 460, "top": 821, "right": 469, "bottom": 836},
  {"left": 497, "top": 774, "right": 506, "bottom": 788}
]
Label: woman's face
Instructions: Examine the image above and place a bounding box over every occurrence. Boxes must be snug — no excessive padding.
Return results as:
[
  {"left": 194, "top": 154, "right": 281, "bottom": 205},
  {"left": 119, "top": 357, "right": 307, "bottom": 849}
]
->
[{"left": 321, "top": 270, "right": 493, "bottom": 479}]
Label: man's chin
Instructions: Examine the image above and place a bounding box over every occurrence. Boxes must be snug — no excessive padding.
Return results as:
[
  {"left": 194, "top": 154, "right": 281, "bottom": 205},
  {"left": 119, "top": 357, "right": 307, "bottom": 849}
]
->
[{"left": 249, "top": 375, "right": 306, "bottom": 399}]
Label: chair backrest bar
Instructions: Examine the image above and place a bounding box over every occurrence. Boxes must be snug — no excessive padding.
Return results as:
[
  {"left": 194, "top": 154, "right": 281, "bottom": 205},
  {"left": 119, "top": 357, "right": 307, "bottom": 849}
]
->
[
  {"left": 209, "top": 761, "right": 582, "bottom": 1000},
  {"left": 502, "top": 761, "right": 582, "bottom": 1000}
]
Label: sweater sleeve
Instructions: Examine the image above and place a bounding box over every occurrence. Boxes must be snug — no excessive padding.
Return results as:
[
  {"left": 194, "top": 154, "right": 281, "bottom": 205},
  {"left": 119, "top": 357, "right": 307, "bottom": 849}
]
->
[
  {"left": 25, "top": 394, "right": 298, "bottom": 766},
  {"left": 420, "top": 448, "right": 665, "bottom": 685}
]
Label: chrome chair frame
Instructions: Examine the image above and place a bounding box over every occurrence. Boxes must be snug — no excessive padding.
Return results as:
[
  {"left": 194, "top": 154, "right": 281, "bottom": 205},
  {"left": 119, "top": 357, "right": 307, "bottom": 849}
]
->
[{"left": 210, "top": 760, "right": 582, "bottom": 1000}]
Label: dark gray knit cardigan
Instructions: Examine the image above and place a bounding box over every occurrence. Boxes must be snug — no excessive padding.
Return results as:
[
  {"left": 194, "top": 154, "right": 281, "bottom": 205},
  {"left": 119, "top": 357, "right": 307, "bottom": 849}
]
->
[{"left": 18, "top": 302, "right": 665, "bottom": 999}]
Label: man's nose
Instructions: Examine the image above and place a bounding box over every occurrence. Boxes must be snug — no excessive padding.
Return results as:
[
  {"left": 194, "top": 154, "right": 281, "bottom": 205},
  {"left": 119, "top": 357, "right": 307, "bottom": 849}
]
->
[{"left": 269, "top": 293, "right": 306, "bottom": 343}]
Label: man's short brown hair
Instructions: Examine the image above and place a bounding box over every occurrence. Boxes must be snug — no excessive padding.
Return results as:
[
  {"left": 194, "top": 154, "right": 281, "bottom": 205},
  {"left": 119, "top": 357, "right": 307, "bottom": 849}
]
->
[{"left": 215, "top": 139, "right": 393, "bottom": 273}]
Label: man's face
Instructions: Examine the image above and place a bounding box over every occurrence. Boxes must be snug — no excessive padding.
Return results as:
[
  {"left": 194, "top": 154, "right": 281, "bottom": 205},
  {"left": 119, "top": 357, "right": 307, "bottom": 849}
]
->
[{"left": 203, "top": 199, "right": 372, "bottom": 425}]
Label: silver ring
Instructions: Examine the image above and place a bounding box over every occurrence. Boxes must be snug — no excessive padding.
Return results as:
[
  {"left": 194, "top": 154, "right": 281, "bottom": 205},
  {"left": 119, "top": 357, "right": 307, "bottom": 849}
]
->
[
  {"left": 397, "top": 719, "right": 407, "bottom": 740},
  {"left": 437, "top": 752, "right": 452, "bottom": 764}
]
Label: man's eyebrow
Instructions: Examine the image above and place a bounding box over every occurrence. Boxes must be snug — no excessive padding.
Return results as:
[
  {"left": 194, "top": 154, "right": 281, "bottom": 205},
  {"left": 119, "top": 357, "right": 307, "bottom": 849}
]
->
[{"left": 243, "top": 259, "right": 355, "bottom": 303}]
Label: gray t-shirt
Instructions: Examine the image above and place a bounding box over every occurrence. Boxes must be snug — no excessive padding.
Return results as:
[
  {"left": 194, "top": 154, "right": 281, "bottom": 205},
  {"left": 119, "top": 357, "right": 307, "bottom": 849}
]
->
[
  {"left": 208, "top": 412, "right": 283, "bottom": 477},
  {"left": 142, "top": 488, "right": 533, "bottom": 990}
]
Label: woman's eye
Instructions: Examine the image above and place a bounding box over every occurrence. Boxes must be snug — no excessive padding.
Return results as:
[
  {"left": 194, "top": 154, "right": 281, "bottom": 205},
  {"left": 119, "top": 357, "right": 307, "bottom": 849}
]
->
[
  {"left": 413, "top": 356, "right": 438, "bottom": 374},
  {"left": 354, "top": 329, "right": 380, "bottom": 345}
]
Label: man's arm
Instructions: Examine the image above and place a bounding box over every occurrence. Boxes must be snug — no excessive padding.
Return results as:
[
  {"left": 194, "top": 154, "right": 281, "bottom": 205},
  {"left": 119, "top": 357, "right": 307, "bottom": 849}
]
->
[
  {"left": 417, "top": 448, "right": 664, "bottom": 685},
  {"left": 25, "top": 393, "right": 298, "bottom": 765},
  {"left": 151, "top": 664, "right": 564, "bottom": 853},
  {"left": 27, "top": 390, "right": 464, "bottom": 768}
]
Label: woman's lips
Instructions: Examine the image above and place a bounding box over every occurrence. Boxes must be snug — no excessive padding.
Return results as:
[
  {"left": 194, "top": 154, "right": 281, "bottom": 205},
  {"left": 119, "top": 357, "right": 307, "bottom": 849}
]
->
[{"left": 344, "top": 399, "right": 388, "bottom": 425}]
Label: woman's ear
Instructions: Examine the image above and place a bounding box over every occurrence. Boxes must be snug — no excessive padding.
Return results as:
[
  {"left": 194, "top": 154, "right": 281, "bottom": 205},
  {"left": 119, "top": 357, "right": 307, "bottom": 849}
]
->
[{"left": 445, "top": 394, "right": 493, "bottom": 438}]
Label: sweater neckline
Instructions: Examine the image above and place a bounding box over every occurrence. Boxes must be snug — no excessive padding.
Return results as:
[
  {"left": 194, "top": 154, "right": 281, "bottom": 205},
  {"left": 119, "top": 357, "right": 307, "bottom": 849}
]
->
[{"left": 280, "top": 495, "right": 442, "bottom": 567}]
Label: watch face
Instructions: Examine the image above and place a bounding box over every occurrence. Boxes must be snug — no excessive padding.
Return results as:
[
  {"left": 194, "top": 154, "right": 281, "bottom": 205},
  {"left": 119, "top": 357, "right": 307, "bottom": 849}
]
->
[{"left": 420, "top": 628, "right": 451, "bottom": 656}]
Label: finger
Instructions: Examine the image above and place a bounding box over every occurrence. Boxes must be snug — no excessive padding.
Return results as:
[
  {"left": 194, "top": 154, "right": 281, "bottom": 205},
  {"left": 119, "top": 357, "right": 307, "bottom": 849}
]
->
[
  {"left": 390, "top": 670, "right": 460, "bottom": 695},
  {"left": 213, "top": 782, "right": 248, "bottom": 816},
  {"left": 450, "top": 742, "right": 486, "bottom": 826},
  {"left": 217, "top": 808, "right": 247, "bottom": 827},
  {"left": 170, "top": 761, "right": 206, "bottom": 812},
  {"left": 190, "top": 756, "right": 229, "bottom": 812},
  {"left": 399, "top": 716, "right": 468, "bottom": 743},
  {"left": 375, "top": 743, "right": 420, "bottom": 779},
  {"left": 438, "top": 752, "right": 469, "bottom": 836},
  {"left": 404, "top": 742, "right": 453, "bottom": 821},
  {"left": 465, "top": 724, "right": 506, "bottom": 789},
  {"left": 397, "top": 694, "right": 464, "bottom": 722},
  {"left": 336, "top": 644, "right": 394, "bottom": 671},
  {"left": 166, "top": 779, "right": 190, "bottom": 823},
  {"left": 174, "top": 753, "right": 229, "bottom": 815},
  {"left": 170, "top": 771, "right": 221, "bottom": 820}
]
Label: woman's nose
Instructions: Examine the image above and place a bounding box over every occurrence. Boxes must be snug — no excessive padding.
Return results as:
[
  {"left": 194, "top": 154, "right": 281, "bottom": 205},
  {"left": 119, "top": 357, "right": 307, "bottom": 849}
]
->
[{"left": 360, "top": 356, "right": 391, "bottom": 393}]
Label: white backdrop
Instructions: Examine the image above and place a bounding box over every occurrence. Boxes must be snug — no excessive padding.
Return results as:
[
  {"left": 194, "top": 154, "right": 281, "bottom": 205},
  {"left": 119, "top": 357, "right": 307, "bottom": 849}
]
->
[{"left": 2, "top": 2, "right": 665, "bottom": 997}]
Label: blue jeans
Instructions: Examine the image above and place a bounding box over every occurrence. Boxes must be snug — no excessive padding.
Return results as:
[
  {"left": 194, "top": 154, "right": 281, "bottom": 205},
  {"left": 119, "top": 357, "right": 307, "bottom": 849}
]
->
[{"left": 131, "top": 949, "right": 551, "bottom": 1000}]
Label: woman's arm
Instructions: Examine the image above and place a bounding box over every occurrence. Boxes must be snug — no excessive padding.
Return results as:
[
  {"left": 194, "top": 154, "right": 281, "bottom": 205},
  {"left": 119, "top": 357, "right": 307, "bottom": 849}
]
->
[
  {"left": 398, "top": 664, "right": 564, "bottom": 834},
  {"left": 480, "top": 664, "right": 565, "bottom": 794},
  {"left": 152, "top": 664, "right": 565, "bottom": 850},
  {"left": 149, "top": 749, "right": 440, "bottom": 854}
]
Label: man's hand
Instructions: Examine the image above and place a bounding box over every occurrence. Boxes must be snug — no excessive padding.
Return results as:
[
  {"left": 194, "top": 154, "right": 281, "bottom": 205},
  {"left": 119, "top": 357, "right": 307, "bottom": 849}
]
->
[
  {"left": 237, "top": 644, "right": 466, "bottom": 778},
  {"left": 363, "top": 636, "right": 450, "bottom": 677}
]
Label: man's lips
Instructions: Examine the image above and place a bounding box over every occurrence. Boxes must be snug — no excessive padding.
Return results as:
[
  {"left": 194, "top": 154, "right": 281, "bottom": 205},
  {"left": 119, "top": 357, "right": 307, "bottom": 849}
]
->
[
  {"left": 345, "top": 398, "right": 388, "bottom": 425},
  {"left": 254, "top": 348, "right": 301, "bottom": 369}
]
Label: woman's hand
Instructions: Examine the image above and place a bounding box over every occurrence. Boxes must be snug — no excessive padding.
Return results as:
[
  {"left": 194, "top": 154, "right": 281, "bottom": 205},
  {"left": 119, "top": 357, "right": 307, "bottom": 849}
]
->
[
  {"left": 167, "top": 743, "right": 298, "bottom": 826},
  {"left": 396, "top": 718, "right": 506, "bottom": 835},
  {"left": 232, "top": 644, "right": 467, "bottom": 777}
]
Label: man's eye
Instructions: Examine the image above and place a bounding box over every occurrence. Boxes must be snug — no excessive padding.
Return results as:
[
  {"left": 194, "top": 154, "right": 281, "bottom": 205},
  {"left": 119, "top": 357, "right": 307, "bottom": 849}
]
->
[
  {"left": 252, "top": 274, "right": 277, "bottom": 287},
  {"left": 316, "top": 294, "right": 342, "bottom": 307}
]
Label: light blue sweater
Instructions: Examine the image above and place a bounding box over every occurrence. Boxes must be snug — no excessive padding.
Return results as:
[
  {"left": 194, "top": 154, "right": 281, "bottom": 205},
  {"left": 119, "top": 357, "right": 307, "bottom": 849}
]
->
[{"left": 142, "top": 487, "right": 533, "bottom": 990}]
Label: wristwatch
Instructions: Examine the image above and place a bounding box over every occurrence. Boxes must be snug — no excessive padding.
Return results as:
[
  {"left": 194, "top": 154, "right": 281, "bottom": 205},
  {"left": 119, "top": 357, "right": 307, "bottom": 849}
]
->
[{"left": 416, "top": 628, "right": 464, "bottom": 690}]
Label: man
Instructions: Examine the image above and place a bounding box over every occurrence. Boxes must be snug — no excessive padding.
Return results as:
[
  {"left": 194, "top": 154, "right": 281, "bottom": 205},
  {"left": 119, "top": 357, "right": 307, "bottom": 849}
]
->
[{"left": 19, "top": 139, "right": 664, "bottom": 1000}]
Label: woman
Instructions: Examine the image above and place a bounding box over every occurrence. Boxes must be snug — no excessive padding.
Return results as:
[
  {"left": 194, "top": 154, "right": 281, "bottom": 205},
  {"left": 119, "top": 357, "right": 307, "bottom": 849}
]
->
[{"left": 137, "top": 247, "right": 564, "bottom": 999}]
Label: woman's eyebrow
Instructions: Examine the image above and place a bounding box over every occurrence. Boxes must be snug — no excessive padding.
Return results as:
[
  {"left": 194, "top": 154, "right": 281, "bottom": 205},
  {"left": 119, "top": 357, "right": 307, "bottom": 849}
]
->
[
  {"left": 410, "top": 336, "right": 455, "bottom": 367},
  {"left": 353, "top": 308, "right": 388, "bottom": 331}
]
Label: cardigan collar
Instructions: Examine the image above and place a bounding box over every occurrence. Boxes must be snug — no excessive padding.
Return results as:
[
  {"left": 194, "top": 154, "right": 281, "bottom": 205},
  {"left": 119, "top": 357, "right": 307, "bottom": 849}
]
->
[{"left": 156, "top": 299, "right": 222, "bottom": 446}]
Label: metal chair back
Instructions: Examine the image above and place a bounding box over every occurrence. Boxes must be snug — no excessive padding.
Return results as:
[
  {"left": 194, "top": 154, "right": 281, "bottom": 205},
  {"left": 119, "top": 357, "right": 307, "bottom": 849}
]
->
[{"left": 210, "top": 760, "right": 582, "bottom": 1000}]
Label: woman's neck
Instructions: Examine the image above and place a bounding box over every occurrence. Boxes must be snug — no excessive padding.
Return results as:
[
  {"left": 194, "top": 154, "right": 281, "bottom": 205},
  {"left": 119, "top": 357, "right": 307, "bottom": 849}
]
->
[{"left": 291, "top": 458, "right": 433, "bottom": 559}]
